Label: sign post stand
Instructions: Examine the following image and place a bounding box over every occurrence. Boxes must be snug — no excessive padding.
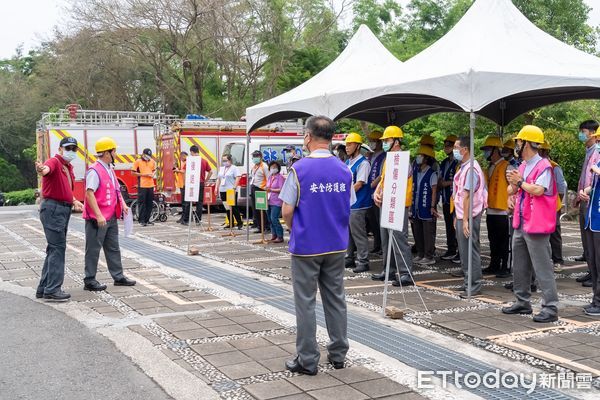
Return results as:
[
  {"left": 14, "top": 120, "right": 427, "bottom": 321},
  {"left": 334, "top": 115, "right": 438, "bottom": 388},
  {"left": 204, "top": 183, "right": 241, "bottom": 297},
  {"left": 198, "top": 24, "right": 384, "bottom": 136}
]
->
[
  {"left": 222, "top": 189, "right": 238, "bottom": 237},
  {"left": 253, "top": 191, "right": 269, "bottom": 245},
  {"left": 184, "top": 156, "right": 202, "bottom": 255}
]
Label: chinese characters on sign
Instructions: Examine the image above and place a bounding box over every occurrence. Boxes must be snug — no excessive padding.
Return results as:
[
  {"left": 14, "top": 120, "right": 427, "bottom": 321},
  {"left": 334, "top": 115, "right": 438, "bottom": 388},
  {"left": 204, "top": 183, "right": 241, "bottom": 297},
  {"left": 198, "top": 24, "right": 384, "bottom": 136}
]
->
[
  {"left": 184, "top": 156, "right": 202, "bottom": 202},
  {"left": 380, "top": 151, "right": 410, "bottom": 232},
  {"left": 309, "top": 182, "right": 347, "bottom": 194}
]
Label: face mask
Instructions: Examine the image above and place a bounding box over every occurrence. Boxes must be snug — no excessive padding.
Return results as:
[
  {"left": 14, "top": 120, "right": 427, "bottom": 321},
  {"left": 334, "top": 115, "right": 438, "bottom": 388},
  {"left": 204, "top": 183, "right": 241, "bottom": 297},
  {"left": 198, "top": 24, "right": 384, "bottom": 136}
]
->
[
  {"left": 382, "top": 142, "right": 392, "bottom": 152},
  {"left": 252, "top": 157, "right": 261, "bottom": 164},
  {"left": 483, "top": 149, "right": 492, "bottom": 160},
  {"left": 579, "top": 131, "right": 588, "bottom": 142},
  {"left": 62, "top": 150, "right": 77, "bottom": 163},
  {"left": 453, "top": 149, "right": 462, "bottom": 161},
  {"left": 515, "top": 143, "right": 524, "bottom": 159},
  {"left": 270, "top": 168, "right": 278, "bottom": 174},
  {"left": 416, "top": 155, "right": 424, "bottom": 165}
]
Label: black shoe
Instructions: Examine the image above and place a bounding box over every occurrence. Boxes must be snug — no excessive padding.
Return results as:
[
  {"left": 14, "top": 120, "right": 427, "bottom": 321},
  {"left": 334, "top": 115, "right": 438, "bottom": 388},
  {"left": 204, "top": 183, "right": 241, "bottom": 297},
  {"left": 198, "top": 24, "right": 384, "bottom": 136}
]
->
[
  {"left": 495, "top": 270, "right": 511, "bottom": 278},
  {"left": 237, "top": 224, "right": 244, "bottom": 230},
  {"left": 583, "top": 303, "right": 595, "bottom": 311},
  {"left": 392, "top": 277, "right": 414, "bottom": 287},
  {"left": 452, "top": 285, "right": 466, "bottom": 292},
  {"left": 411, "top": 244, "right": 417, "bottom": 254},
  {"left": 584, "top": 306, "right": 600, "bottom": 316},
  {"left": 285, "top": 357, "right": 317, "bottom": 375},
  {"left": 43, "top": 290, "right": 71, "bottom": 302},
  {"left": 140, "top": 222, "right": 147, "bottom": 227},
  {"left": 450, "top": 270, "right": 464, "bottom": 277},
  {"left": 84, "top": 281, "right": 107, "bottom": 291},
  {"left": 582, "top": 280, "right": 593, "bottom": 287},
  {"left": 352, "top": 265, "right": 370, "bottom": 273},
  {"left": 35, "top": 291, "right": 43, "bottom": 299},
  {"left": 531, "top": 284, "right": 537, "bottom": 292},
  {"left": 574, "top": 255, "right": 586, "bottom": 262},
  {"left": 451, "top": 254, "right": 461, "bottom": 264},
  {"left": 345, "top": 259, "right": 356, "bottom": 269},
  {"left": 440, "top": 251, "right": 456, "bottom": 260},
  {"left": 114, "top": 277, "right": 136, "bottom": 286},
  {"left": 576, "top": 273, "right": 591, "bottom": 282},
  {"left": 504, "top": 282, "right": 513, "bottom": 290},
  {"left": 369, "top": 247, "right": 382, "bottom": 254},
  {"left": 501, "top": 303, "right": 533, "bottom": 315},
  {"left": 482, "top": 266, "right": 499, "bottom": 275},
  {"left": 459, "top": 290, "right": 480, "bottom": 298},
  {"left": 327, "top": 354, "right": 345, "bottom": 369},
  {"left": 533, "top": 309, "right": 558, "bottom": 323},
  {"left": 371, "top": 272, "right": 396, "bottom": 281}
]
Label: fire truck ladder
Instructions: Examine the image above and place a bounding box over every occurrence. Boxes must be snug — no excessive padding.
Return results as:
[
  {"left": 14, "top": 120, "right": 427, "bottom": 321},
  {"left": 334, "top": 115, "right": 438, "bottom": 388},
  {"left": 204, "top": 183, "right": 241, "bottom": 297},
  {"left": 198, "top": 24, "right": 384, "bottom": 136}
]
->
[{"left": 38, "top": 108, "right": 179, "bottom": 130}]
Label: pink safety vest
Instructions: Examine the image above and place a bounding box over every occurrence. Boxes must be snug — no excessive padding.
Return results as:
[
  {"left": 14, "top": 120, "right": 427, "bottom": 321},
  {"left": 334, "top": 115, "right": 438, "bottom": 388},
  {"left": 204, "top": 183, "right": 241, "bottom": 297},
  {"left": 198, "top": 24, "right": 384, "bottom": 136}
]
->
[
  {"left": 453, "top": 159, "right": 488, "bottom": 219},
  {"left": 512, "top": 157, "right": 557, "bottom": 234},
  {"left": 83, "top": 162, "right": 122, "bottom": 221}
]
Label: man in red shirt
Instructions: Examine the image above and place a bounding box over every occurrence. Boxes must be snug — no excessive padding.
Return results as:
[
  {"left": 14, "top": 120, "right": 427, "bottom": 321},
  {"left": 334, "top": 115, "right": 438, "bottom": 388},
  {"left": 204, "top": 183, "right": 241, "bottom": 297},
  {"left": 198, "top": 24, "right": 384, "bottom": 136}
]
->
[
  {"left": 181, "top": 145, "right": 212, "bottom": 225},
  {"left": 35, "top": 136, "right": 83, "bottom": 301}
]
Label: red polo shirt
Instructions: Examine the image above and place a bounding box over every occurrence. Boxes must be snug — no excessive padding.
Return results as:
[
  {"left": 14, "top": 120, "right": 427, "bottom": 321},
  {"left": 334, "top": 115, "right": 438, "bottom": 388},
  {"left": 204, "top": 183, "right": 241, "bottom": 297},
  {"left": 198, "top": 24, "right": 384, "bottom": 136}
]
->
[{"left": 41, "top": 154, "right": 75, "bottom": 204}]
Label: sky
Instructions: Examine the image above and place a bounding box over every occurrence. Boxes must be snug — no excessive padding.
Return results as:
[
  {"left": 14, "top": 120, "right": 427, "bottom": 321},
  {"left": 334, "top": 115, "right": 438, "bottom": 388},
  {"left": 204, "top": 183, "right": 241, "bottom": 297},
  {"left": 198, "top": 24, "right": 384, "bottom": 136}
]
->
[{"left": 1, "top": 0, "right": 600, "bottom": 59}]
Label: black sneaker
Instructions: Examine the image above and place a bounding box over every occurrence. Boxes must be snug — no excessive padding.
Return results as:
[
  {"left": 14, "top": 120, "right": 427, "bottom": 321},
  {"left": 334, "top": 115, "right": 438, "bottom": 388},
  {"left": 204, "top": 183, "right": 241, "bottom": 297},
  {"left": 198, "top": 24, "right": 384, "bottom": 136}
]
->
[
  {"left": 35, "top": 291, "right": 43, "bottom": 299},
  {"left": 440, "top": 251, "right": 456, "bottom": 260},
  {"left": 576, "top": 273, "right": 591, "bottom": 282},
  {"left": 584, "top": 306, "right": 600, "bottom": 316},
  {"left": 43, "top": 290, "right": 71, "bottom": 302},
  {"left": 451, "top": 254, "right": 461, "bottom": 264}
]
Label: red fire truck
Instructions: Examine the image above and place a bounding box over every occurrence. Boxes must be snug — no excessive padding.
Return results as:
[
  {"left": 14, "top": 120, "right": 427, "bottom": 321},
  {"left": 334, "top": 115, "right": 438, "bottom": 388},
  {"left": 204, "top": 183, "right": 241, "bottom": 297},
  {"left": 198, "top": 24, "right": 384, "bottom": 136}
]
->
[{"left": 36, "top": 106, "right": 305, "bottom": 211}]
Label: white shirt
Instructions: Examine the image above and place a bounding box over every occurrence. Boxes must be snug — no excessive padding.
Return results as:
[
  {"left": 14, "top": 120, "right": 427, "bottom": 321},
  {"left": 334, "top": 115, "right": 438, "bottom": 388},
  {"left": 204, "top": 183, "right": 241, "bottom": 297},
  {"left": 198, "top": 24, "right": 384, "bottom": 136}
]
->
[
  {"left": 218, "top": 164, "right": 241, "bottom": 192},
  {"left": 347, "top": 154, "right": 370, "bottom": 184}
]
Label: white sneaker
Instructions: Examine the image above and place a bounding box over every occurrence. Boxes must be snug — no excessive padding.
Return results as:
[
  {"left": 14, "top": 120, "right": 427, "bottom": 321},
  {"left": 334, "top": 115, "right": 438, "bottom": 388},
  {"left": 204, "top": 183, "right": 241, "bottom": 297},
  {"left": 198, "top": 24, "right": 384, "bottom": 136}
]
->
[
  {"left": 419, "top": 258, "right": 436, "bottom": 265},
  {"left": 413, "top": 256, "right": 423, "bottom": 263}
]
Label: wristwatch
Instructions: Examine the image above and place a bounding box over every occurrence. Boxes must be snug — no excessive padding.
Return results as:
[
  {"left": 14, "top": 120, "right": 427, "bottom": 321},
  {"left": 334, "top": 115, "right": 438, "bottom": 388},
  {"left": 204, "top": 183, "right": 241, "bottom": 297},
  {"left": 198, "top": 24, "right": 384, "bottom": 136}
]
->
[{"left": 517, "top": 180, "right": 523, "bottom": 188}]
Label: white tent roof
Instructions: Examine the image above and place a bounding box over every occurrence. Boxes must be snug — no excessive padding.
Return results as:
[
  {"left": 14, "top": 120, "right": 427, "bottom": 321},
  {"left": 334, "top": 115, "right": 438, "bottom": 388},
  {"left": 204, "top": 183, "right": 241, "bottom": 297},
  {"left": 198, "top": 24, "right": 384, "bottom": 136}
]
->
[
  {"left": 328, "top": 0, "right": 600, "bottom": 126},
  {"left": 246, "top": 25, "right": 404, "bottom": 132}
]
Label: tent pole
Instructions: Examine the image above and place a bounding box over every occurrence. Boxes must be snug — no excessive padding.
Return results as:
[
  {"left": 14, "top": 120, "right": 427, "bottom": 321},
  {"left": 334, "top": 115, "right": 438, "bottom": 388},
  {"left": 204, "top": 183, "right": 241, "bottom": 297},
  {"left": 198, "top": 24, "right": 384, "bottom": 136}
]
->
[
  {"left": 246, "top": 130, "right": 251, "bottom": 241},
  {"left": 467, "top": 112, "right": 476, "bottom": 299}
]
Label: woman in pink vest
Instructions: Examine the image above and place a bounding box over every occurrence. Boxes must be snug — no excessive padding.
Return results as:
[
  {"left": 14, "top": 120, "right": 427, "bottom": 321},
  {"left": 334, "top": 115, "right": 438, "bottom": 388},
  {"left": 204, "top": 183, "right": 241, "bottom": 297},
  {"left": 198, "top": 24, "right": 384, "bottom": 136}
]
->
[
  {"left": 83, "top": 137, "right": 136, "bottom": 291},
  {"left": 502, "top": 126, "right": 559, "bottom": 323},
  {"left": 266, "top": 161, "right": 286, "bottom": 243}
]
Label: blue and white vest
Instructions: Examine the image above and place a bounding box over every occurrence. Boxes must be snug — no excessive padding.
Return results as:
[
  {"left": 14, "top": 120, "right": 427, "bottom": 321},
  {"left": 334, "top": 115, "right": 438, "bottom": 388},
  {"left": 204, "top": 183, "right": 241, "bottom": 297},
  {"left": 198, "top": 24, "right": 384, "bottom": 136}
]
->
[
  {"left": 411, "top": 167, "right": 434, "bottom": 220},
  {"left": 347, "top": 156, "right": 373, "bottom": 210}
]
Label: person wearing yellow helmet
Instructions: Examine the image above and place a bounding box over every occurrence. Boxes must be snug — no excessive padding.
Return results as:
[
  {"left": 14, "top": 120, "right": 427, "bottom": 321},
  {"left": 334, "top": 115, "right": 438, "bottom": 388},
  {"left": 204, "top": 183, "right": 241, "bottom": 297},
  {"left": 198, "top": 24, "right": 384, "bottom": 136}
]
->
[
  {"left": 574, "top": 120, "right": 600, "bottom": 283},
  {"left": 83, "top": 137, "right": 136, "bottom": 292},
  {"left": 439, "top": 134, "right": 459, "bottom": 262},
  {"left": 132, "top": 147, "right": 157, "bottom": 226},
  {"left": 344, "top": 132, "right": 372, "bottom": 273},
  {"left": 366, "top": 130, "right": 386, "bottom": 254},
  {"left": 411, "top": 145, "right": 439, "bottom": 265},
  {"left": 371, "top": 126, "right": 414, "bottom": 286},
  {"left": 503, "top": 125, "right": 559, "bottom": 323},
  {"left": 480, "top": 135, "right": 514, "bottom": 279},
  {"left": 501, "top": 138, "right": 520, "bottom": 168}
]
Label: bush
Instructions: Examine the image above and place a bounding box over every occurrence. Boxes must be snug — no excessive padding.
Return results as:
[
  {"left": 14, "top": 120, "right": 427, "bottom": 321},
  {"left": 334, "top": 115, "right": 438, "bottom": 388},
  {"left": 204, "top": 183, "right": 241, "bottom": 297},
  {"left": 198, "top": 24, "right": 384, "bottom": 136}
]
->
[
  {"left": 3, "top": 188, "right": 36, "bottom": 206},
  {"left": 0, "top": 157, "right": 27, "bottom": 192}
]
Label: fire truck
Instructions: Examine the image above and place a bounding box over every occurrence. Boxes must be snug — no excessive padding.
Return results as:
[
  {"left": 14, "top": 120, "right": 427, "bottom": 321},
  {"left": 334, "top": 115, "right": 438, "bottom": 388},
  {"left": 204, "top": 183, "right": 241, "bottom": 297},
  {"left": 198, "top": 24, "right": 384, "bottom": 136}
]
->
[{"left": 36, "top": 106, "right": 305, "bottom": 213}]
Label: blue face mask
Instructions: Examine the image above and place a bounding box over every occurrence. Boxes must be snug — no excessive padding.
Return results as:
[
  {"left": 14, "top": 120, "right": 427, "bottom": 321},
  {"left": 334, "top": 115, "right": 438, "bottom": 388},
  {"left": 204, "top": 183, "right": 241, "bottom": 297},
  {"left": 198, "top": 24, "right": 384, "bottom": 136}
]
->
[
  {"left": 579, "top": 131, "right": 588, "bottom": 142},
  {"left": 453, "top": 149, "right": 462, "bottom": 161},
  {"left": 382, "top": 142, "right": 392, "bottom": 152}
]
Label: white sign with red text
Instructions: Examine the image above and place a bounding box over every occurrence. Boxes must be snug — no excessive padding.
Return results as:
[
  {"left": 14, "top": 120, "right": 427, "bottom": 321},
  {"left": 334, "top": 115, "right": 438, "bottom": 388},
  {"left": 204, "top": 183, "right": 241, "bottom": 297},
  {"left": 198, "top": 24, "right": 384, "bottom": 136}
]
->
[
  {"left": 380, "top": 151, "right": 410, "bottom": 232},
  {"left": 184, "top": 156, "right": 202, "bottom": 202}
]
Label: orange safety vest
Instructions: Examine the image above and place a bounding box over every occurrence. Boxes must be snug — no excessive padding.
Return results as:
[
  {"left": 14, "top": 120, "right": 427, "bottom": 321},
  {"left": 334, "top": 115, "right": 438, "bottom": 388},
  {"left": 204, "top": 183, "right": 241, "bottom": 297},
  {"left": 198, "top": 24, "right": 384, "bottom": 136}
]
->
[{"left": 486, "top": 159, "right": 509, "bottom": 211}]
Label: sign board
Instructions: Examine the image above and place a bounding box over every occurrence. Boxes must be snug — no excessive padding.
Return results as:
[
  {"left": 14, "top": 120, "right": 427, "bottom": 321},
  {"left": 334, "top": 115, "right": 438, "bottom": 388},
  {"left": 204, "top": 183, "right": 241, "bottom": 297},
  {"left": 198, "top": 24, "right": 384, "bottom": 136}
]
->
[
  {"left": 255, "top": 190, "right": 268, "bottom": 211},
  {"left": 184, "top": 156, "right": 202, "bottom": 202},
  {"left": 203, "top": 185, "right": 216, "bottom": 205},
  {"left": 226, "top": 189, "right": 236, "bottom": 206},
  {"left": 380, "top": 151, "right": 410, "bottom": 232}
]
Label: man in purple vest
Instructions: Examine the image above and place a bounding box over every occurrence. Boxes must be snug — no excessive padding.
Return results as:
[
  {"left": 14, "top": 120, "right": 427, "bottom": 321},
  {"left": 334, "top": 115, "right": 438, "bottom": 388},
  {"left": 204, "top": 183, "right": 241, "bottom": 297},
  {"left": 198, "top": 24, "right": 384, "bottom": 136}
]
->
[
  {"left": 83, "top": 137, "right": 136, "bottom": 291},
  {"left": 280, "top": 116, "right": 354, "bottom": 375}
]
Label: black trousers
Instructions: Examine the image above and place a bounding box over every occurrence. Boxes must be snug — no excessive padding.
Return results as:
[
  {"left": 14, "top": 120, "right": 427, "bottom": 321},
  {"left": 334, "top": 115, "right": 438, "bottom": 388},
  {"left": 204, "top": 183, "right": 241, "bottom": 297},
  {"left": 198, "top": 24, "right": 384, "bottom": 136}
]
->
[
  {"left": 251, "top": 186, "right": 270, "bottom": 231},
  {"left": 220, "top": 191, "right": 243, "bottom": 227},
  {"left": 486, "top": 214, "right": 509, "bottom": 271},
  {"left": 442, "top": 203, "right": 457, "bottom": 254},
  {"left": 366, "top": 205, "right": 381, "bottom": 251},
  {"left": 138, "top": 187, "right": 154, "bottom": 224},
  {"left": 550, "top": 211, "right": 563, "bottom": 263},
  {"left": 182, "top": 183, "right": 204, "bottom": 222}
]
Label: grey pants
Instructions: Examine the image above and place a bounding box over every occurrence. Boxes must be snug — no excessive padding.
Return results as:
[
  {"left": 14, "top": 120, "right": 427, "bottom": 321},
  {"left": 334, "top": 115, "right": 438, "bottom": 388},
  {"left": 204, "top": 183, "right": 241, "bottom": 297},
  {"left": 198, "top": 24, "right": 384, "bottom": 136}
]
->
[
  {"left": 84, "top": 217, "right": 125, "bottom": 283},
  {"left": 413, "top": 218, "right": 435, "bottom": 259},
  {"left": 38, "top": 200, "right": 72, "bottom": 295},
  {"left": 512, "top": 229, "right": 559, "bottom": 314},
  {"left": 346, "top": 209, "right": 369, "bottom": 267},
  {"left": 586, "top": 229, "right": 600, "bottom": 306},
  {"left": 380, "top": 208, "right": 413, "bottom": 278},
  {"left": 550, "top": 211, "right": 563, "bottom": 263},
  {"left": 291, "top": 252, "right": 348, "bottom": 370},
  {"left": 456, "top": 215, "right": 482, "bottom": 294}
]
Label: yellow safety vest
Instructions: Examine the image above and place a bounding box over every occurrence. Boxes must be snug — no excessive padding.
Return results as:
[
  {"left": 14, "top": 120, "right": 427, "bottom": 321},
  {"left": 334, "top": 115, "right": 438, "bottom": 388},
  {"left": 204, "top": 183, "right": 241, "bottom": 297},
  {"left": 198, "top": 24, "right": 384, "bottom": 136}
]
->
[
  {"left": 486, "top": 159, "right": 509, "bottom": 211},
  {"left": 381, "top": 161, "right": 413, "bottom": 207}
]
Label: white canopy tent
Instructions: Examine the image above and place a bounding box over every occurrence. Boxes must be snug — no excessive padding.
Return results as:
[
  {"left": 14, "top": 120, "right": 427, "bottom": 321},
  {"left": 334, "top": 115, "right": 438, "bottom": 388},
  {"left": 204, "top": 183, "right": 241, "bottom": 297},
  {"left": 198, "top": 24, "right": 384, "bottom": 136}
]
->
[
  {"left": 331, "top": 0, "right": 600, "bottom": 126},
  {"left": 245, "top": 25, "right": 405, "bottom": 133}
]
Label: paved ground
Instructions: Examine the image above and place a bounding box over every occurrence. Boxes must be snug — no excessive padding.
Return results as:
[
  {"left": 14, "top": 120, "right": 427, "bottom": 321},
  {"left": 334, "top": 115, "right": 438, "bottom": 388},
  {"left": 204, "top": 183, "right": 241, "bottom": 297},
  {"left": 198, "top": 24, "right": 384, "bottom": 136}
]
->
[{"left": 1, "top": 205, "right": 599, "bottom": 398}]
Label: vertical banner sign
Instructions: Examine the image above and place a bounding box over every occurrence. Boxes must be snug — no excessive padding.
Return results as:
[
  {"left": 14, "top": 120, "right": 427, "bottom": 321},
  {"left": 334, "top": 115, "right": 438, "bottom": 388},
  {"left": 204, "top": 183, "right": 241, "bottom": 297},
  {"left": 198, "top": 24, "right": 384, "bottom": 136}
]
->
[
  {"left": 254, "top": 191, "right": 268, "bottom": 211},
  {"left": 380, "top": 151, "right": 410, "bottom": 232},
  {"left": 184, "top": 156, "right": 202, "bottom": 202}
]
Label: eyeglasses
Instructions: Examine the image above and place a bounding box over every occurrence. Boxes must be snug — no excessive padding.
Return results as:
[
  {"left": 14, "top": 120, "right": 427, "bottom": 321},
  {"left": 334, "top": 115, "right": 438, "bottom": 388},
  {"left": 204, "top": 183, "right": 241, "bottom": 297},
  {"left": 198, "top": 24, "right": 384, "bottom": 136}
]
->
[{"left": 64, "top": 146, "right": 78, "bottom": 152}]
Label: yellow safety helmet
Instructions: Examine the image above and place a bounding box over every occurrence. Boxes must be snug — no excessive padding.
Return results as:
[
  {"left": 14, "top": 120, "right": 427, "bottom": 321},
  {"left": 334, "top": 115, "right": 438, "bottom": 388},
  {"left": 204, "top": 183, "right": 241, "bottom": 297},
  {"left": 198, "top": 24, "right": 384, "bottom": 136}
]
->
[
  {"left": 503, "top": 138, "right": 515, "bottom": 150},
  {"left": 480, "top": 136, "right": 504, "bottom": 149},
  {"left": 417, "top": 145, "right": 436, "bottom": 159},
  {"left": 95, "top": 137, "right": 118, "bottom": 153},
  {"left": 515, "top": 125, "right": 544, "bottom": 144},
  {"left": 540, "top": 140, "right": 551, "bottom": 150},
  {"left": 345, "top": 132, "right": 363, "bottom": 145},
  {"left": 381, "top": 125, "right": 404, "bottom": 140},
  {"left": 444, "top": 134, "right": 458, "bottom": 143},
  {"left": 420, "top": 134, "right": 435, "bottom": 147},
  {"left": 368, "top": 130, "right": 383, "bottom": 140}
]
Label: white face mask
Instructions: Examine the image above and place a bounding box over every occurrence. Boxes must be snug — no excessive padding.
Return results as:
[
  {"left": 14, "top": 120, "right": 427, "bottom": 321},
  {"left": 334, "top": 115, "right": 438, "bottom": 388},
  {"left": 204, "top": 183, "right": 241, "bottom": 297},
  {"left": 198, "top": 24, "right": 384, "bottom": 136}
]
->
[
  {"left": 270, "top": 168, "right": 278, "bottom": 174},
  {"left": 62, "top": 150, "right": 77, "bottom": 163}
]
